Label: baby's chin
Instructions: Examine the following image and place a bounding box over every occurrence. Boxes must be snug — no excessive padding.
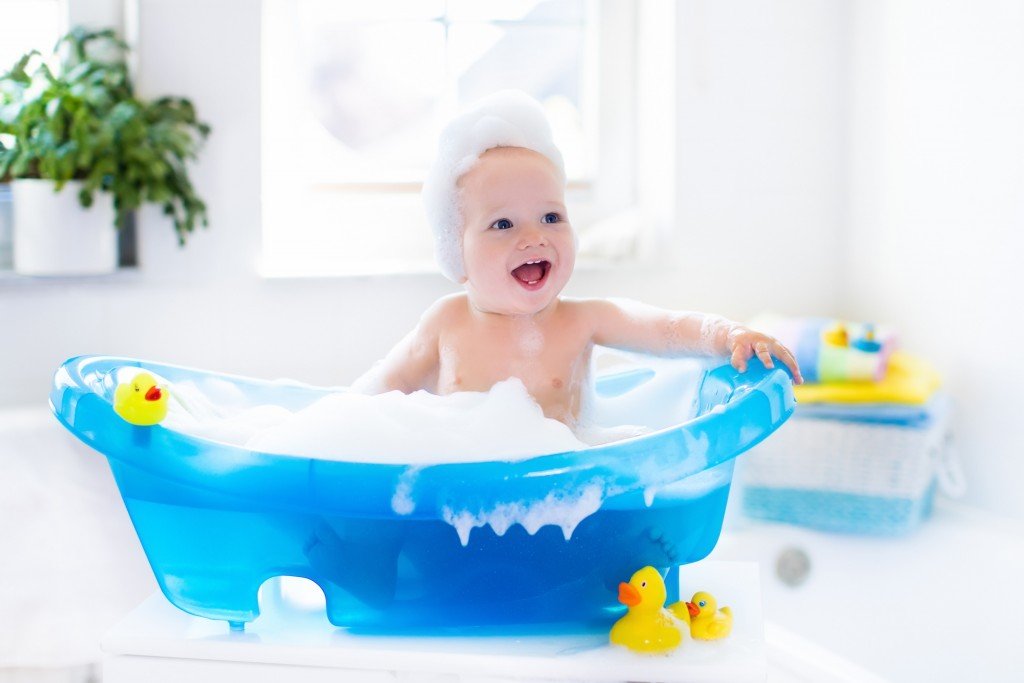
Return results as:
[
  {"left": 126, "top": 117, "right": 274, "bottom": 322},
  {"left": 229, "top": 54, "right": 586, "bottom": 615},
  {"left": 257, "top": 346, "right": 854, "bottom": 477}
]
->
[{"left": 465, "top": 281, "right": 566, "bottom": 317}]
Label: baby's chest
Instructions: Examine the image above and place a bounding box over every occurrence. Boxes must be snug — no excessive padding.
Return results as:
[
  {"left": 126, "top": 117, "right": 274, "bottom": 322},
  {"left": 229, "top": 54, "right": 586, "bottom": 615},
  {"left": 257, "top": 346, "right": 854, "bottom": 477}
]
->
[{"left": 436, "top": 332, "right": 591, "bottom": 400}]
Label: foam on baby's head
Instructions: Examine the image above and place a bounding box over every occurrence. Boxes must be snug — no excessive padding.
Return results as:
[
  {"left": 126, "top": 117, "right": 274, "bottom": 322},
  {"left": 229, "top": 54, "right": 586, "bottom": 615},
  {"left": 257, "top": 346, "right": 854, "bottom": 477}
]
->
[{"left": 422, "top": 90, "right": 567, "bottom": 283}]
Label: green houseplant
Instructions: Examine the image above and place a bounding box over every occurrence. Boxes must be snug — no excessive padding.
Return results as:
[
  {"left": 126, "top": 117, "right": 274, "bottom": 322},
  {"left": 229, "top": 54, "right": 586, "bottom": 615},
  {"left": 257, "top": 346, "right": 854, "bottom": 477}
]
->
[{"left": 0, "top": 27, "right": 210, "bottom": 272}]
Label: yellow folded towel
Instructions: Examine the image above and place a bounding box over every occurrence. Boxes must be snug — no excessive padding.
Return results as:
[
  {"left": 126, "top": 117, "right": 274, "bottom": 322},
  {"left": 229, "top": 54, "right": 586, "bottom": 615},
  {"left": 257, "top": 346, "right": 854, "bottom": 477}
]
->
[{"left": 794, "top": 351, "right": 941, "bottom": 405}]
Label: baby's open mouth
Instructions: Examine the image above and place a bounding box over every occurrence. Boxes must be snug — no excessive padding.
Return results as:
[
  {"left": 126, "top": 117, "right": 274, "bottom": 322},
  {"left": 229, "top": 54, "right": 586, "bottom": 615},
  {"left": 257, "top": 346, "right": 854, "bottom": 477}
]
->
[{"left": 510, "top": 259, "right": 551, "bottom": 290}]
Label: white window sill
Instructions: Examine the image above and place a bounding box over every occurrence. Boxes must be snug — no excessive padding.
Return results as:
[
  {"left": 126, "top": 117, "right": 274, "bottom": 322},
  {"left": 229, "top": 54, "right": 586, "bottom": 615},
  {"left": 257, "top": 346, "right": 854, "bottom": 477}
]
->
[
  {"left": 0, "top": 254, "right": 678, "bottom": 287},
  {"left": 0, "top": 267, "right": 143, "bottom": 287}
]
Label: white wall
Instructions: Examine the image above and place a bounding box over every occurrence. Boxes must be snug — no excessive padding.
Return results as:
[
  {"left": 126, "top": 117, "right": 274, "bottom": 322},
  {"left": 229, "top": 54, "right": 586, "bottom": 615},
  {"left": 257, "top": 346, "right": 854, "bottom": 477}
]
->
[
  {"left": 846, "top": 0, "right": 1024, "bottom": 519},
  {"left": 1, "top": 0, "right": 844, "bottom": 411},
  {"left": 674, "top": 0, "right": 845, "bottom": 315}
]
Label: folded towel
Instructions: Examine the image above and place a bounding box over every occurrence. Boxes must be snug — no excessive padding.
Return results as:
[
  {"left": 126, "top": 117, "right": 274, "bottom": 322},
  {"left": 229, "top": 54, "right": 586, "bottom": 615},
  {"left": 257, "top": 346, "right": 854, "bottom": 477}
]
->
[
  {"left": 794, "top": 392, "right": 948, "bottom": 426},
  {"left": 794, "top": 351, "right": 942, "bottom": 406}
]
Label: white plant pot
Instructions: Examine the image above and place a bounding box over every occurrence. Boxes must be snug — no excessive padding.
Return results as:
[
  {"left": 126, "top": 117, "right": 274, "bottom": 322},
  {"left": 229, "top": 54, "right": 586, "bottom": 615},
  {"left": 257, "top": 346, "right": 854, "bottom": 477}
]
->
[{"left": 12, "top": 179, "right": 118, "bottom": 276}]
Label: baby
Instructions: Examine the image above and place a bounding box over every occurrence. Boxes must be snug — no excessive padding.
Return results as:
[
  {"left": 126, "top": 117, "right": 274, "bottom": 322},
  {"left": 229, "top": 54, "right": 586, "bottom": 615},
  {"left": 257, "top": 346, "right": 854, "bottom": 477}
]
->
[{"left": 354, "top": 91, "right": 802, "bottom": 433}]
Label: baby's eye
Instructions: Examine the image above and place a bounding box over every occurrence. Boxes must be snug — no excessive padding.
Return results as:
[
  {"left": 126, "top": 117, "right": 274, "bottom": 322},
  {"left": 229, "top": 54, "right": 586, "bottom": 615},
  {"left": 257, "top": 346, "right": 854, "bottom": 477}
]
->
[
  {"left": 542, "top": 212, "right": 560, "bottom": 224},
  {"left": 491, "top": 218, "right": 513, "bottom": 230}
]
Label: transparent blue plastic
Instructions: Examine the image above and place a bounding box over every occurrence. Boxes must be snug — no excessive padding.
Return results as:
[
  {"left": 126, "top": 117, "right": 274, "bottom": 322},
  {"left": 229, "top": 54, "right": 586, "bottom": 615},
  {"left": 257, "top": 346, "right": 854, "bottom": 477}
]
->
[{"left": 50, "top": 354, "right": 794, "bottom": 630}]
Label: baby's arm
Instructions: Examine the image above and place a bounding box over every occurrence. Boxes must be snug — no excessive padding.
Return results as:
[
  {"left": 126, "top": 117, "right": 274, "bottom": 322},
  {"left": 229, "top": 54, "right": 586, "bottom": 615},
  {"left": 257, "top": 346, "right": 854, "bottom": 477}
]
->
[
  {"left": 585, "top": 298, "right": 803, "bottom": 383},
  {"left": 350, "top": 298, "right": 447, "bottom": 394}
]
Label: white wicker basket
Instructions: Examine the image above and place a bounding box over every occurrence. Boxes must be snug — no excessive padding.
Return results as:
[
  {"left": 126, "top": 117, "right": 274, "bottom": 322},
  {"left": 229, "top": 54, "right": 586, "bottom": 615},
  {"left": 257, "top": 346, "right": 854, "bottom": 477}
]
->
[{"left": 738, "top": 399, "right": 964, "bottom": 534}]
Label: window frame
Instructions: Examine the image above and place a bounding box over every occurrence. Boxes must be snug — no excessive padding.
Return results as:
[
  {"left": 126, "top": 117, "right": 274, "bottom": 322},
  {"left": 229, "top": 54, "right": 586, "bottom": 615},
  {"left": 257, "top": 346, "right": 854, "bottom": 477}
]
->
[{"left": 257, "top": 0, "right": 676, "bottom": 279}]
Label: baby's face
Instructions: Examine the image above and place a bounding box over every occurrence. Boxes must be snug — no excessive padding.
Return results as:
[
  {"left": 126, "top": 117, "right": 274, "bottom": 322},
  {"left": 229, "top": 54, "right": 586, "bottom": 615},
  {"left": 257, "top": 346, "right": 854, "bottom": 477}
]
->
[{"left": 457, "top": 147, "right": 575, "bottom": 316}]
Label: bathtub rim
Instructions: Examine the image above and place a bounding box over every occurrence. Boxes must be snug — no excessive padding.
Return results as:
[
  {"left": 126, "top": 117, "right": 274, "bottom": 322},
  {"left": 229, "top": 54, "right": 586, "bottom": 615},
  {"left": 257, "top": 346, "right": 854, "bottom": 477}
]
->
[{"left": 50, "top": 353, "right": 796, "bottom": 519}]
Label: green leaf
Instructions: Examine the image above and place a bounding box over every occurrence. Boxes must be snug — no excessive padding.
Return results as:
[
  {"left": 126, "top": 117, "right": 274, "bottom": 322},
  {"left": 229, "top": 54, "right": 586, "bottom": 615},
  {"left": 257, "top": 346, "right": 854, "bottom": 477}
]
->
[
  {"left": 11, "top": 151, "right": 29, "bottom": 175},
  {"left": 65, "top": 61, "right": 94, "bottom": 84},
  {"left": 1, "top": 51, "right": 39, "bottom": 85},
  {"left": 1, "top": 25, "right": 209, "bottom": 235},
  {"left": 0, "top": 101, "right": 24, "bottom": 125}
]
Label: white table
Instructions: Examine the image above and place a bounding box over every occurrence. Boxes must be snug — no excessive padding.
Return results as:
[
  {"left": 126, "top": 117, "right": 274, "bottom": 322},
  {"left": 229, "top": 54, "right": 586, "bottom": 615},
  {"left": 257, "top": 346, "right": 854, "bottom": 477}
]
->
[{"left": 103, "top": 562, "right": 766, "bottom": 683}]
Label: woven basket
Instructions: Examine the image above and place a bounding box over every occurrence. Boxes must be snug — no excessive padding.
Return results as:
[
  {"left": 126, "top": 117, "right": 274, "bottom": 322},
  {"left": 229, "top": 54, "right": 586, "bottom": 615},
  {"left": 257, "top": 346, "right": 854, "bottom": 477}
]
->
[{"left": 738, "top": 400, "right": 964, "bottom": 534}]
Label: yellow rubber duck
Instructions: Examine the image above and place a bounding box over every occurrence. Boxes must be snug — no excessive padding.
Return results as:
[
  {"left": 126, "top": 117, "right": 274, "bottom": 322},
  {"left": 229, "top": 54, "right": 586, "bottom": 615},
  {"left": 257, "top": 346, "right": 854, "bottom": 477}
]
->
[
  {"left": 686, "top": 591, "right": 733, "bottom": 640},
  {"left": 823, "top": 322, "right": 849, "bottom": 347},
  {"left": 668, "top": 596, "right": 696, "bottom": 625},
  {"left": 610, "top": 566, "right": 689, "bottom": 654},
  {"left": 114, "top": 372, "right": 169, "bottom": 426}
]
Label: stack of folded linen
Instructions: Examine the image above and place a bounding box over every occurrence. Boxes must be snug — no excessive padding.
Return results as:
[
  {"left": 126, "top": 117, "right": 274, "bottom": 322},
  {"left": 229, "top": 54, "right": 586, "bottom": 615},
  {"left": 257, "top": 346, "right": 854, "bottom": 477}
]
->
[{"left": 737, "top": 317, "right": 964, "bottom": 535}]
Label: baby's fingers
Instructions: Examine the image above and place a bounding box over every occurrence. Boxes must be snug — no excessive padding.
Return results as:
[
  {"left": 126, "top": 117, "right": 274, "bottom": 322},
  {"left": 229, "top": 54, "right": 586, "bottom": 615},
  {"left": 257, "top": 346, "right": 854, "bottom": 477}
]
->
[
  {"left": 754, "top": 342, "right": 774, "bottom": 369},
  {"left": 731, "top": 343, "right": 753, "bottom": 372},
  {"left": 772, "top": 343, "right": 804, "bottom": 384}
]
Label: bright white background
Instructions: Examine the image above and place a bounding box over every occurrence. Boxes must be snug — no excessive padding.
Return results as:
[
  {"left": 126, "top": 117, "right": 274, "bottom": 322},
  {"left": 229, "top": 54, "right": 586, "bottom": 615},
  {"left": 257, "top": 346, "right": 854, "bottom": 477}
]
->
[{"left": 2, "top": 0, "right": 1023, "bottom": 679}]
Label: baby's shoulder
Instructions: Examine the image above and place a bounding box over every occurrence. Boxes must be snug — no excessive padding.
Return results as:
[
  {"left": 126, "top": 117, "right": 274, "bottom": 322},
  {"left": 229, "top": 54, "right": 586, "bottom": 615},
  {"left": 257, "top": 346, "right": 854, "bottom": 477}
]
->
[
  {"left": 557, "top": 297, "right": 619, "bottom": 324},
  {"left": 550, "top": 298, "right": 614, "bottom": 341},
  {"left": 558, "top": 298, "right": 646, "bottom": 340},
  {"left": 421, "top": 292, "right": 470, "bottom": 327}
]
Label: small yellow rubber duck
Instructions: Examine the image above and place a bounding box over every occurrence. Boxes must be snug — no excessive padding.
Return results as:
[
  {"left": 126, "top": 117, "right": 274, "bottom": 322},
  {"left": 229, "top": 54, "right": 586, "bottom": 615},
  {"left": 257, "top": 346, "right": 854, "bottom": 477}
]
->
[
  {"left": 610, "top": 566, "right": 689, "bottom": 654},
  {"left": 823, "top": 322, "right": 849, "bottom": 347},
  {"left": 686, "top": 591, "right": 733, "bottom": 640},
  {"left": 668, "top": 596, "right": 697, "bottom": 625},
  {"left": 114, "top": 372, "right": 169, "bottom": 426}
]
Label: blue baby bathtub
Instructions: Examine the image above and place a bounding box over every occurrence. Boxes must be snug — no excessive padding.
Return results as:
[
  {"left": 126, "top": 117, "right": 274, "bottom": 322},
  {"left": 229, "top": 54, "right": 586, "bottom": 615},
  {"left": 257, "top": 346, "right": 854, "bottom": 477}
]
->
[{"left": 50, "top": 354, "right": 794, "bottom": 631}]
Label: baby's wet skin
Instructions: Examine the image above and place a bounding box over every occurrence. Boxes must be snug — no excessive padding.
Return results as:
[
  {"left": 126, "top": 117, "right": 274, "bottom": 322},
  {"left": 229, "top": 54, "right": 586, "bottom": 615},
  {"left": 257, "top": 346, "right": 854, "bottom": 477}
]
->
[{"left": 435, "top": 295, "right": 595, "bottom": 427}]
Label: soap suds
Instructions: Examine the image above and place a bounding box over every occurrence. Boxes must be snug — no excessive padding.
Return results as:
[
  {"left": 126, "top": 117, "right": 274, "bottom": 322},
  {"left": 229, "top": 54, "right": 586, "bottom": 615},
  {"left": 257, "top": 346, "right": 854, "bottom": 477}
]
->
[
  {"left": 442, "top": 484, "right": 605, "bottom": 546},
  {"left": 166, "top": 377, "right": 589, "bottom": 464},
  {"left": 391, "top": 467, "right": 420, "bottom": 515},
  {"left": 148, "top": 352, "right": 721, "bottom": 544}
]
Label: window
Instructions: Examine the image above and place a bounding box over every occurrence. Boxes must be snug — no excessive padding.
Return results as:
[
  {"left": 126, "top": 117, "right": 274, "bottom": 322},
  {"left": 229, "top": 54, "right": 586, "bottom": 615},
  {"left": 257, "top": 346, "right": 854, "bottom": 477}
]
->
[
  {"left": 0, "top": 1, "right": 66, "bottom": 69},
  {"left": 261, "top": 0, "right": 674, "bottom": 277}
]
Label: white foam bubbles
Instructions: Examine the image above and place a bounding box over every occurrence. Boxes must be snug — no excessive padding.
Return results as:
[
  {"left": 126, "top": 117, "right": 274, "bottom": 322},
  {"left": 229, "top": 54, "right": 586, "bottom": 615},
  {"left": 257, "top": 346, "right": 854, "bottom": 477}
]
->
[
  {"left": 167, "top": 377, "right": 588, "bottom": 465},
  {"left": 643, "top": 486, "right": 658, "bottom": 507},
  {"left": 156, "top": 353, "right": 724, "bottom": 545},
  {"left": 442, "top": 484, "right": 605, "bottom": 546},
  {"left": 163, "top": 380, "right": 292, "bottom": 444},
  {"left": 421, "top": 90, "right": 567, "bottom": 282},
  {"left": 514, "top": 322, "right": 545, "bottom": 357},
  {"left": 390, "top": 468, "right": 420, "bottom": 515}
]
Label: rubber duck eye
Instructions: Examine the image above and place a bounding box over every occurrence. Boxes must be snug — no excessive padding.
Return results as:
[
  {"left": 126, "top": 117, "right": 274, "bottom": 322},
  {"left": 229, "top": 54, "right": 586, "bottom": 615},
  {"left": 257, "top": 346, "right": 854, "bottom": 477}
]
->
[
  {"left": 542, "top": 212, "right": 559, "bottom": 224},
  {"left": 641, "top": 581, "right": 646, "bottom": 587},
  {"left": 491, "top": 218, "right": 513, "bottom": 230},
  {"left": 699, "top": 600, "right": 706, "bottom": 607}
]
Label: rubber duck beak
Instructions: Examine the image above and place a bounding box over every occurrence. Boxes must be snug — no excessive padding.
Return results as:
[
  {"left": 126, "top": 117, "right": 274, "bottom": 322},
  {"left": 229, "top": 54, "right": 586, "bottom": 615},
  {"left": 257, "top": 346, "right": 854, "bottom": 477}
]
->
[
  {"left": 145, "top": 386, "right": 162, "bottom": 401},
  {"left": 687, "top": 601, "right": 699, "bottom": 617},
  {"left": 618, "top": 582, "right": 641, "bottom": 606}
]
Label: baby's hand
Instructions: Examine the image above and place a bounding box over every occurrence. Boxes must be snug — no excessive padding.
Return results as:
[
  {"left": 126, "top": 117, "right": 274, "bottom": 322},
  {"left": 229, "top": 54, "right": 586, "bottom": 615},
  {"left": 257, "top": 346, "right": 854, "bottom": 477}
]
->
[{"left": 727, "top": 326, "right": 804, "bottom": 385}]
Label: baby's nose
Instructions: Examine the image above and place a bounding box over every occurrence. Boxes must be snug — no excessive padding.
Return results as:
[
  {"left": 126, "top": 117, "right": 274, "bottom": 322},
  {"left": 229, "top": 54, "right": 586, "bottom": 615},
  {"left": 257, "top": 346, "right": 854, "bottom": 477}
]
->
[{"left": 518, "top": 224, "right": 549, "bottom": 249}]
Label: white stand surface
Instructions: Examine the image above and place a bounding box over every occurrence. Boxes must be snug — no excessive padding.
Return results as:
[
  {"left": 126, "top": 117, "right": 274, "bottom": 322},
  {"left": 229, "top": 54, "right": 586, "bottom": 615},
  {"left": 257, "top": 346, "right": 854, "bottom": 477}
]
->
[{"left": 103, "top": 561, "right": 765, "bottom": 683}]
